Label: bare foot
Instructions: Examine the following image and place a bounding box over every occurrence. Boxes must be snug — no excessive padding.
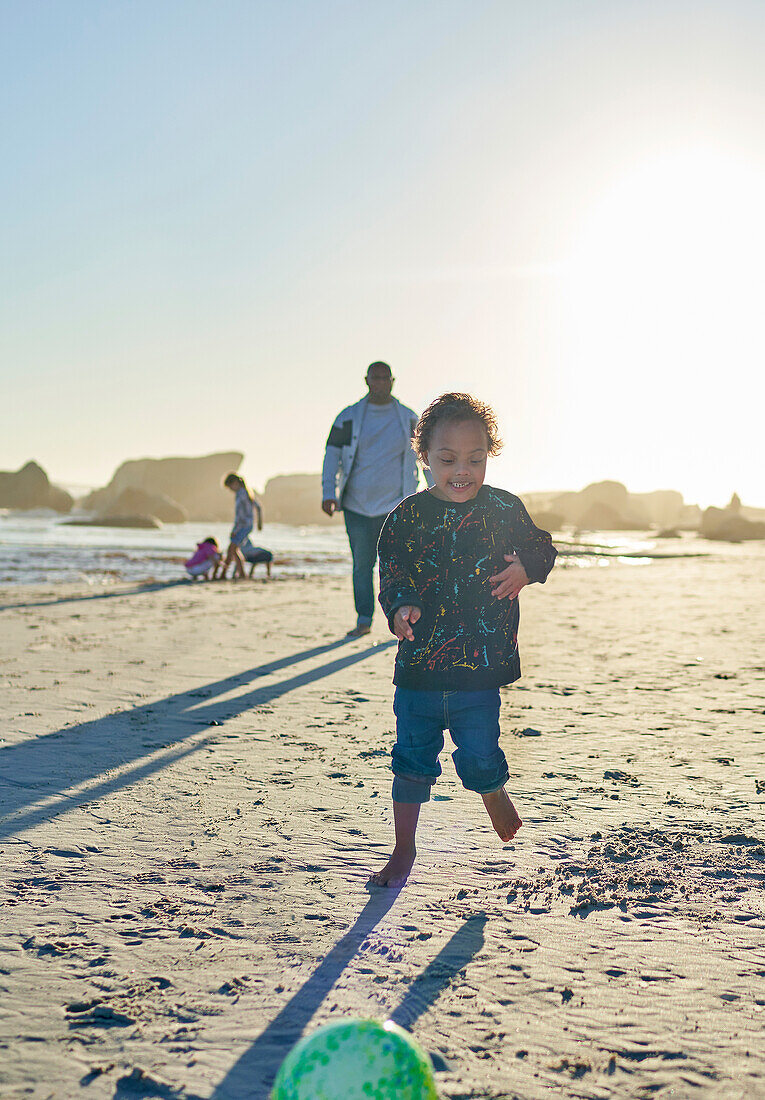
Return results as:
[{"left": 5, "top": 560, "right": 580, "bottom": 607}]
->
[
  {"left": 368, "top": 846, "right": 415, "bottom": 888},
  {"left": 481, "top": 788, "right": 522, "bottom": 842}
]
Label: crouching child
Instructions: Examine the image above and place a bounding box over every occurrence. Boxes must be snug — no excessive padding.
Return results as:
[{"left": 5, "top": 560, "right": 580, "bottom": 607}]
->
[{"left": 184, "top": 537, "right": 221, "bottom": 580}]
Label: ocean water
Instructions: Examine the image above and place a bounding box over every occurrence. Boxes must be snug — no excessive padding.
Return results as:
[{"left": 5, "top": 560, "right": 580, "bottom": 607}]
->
[
  {"left": 0, "top": 514, "right": 351, "bottom": 585},
  {"left": 0, "top": 510, "right": 741, "bottom": 586}
]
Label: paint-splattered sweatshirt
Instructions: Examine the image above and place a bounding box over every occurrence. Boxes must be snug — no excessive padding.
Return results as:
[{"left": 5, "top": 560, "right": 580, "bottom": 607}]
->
[{"left": 377, "top": 486, "right": 557, "bottom": 690}]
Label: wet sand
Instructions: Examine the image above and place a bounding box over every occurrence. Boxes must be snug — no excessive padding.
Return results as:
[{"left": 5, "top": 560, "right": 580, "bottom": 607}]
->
[{"left": 1, "top": 553, "right": 765, "bottom": 1098}]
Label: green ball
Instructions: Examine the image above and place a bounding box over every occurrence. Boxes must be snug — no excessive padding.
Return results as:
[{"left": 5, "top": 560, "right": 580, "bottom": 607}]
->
[{"left": 270, "top": 1018, "right": 440, "bottom": 1100}]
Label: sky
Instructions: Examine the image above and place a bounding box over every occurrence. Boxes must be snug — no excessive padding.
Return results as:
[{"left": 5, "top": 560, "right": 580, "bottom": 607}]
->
[{"left": 2, "top": 0, "right": 764, "bottom": 507}]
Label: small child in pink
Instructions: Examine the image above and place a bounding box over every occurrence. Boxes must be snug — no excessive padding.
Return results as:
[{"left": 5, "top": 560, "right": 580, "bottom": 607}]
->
[{"left": 184, "top": 537, "right": 221, "bottom": 580}]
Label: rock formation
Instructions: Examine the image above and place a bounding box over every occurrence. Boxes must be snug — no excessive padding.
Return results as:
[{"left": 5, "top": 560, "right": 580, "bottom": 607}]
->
[
  {"left": 547, "top": 481, "right": 694, "bottom": 531},
  {"left": 630, "top": 490, "right": 686, "bottom": 528},
  {"left": 526, "top": 510, "right": 564, "bottom": 531},
  {"left": 259, "top": 475, "right": 703, "bottom": 531},
  {"left": 575, "top": 501, "right": 643, "bottom": 531},
  {"left": 81, "top": 453, "right": 242, "bottom": 522},
  {"left": 104, "top": 488, "right": 187, "bottom": 524},
  {"left": 551, "top": 481, "right": 645, "bottom": 529},
  {"left": 263, "top": 474, "right": 339, "bottom": 526},
  {"left": 701, "top": 494, "right": 765, "bottom": 541},
  {"left": 703, "top": 516, "right": 765, "bottom": 541},
  {"left": 0, "top": 461, "right": 73, "bottom": 513}
]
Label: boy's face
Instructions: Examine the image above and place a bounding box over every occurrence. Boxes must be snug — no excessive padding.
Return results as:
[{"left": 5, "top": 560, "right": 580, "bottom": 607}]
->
[{"left": 425, "top": 418, "right": 489, "bottom": 503}]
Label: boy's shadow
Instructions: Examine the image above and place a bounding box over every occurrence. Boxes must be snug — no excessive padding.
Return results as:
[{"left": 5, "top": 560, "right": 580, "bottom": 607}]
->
[
  {"left": 0, "top": 638, "right": 394, "bottom": 841},
  {"left": 209, "top": 905, "right": 488, "bottom": 1100}
]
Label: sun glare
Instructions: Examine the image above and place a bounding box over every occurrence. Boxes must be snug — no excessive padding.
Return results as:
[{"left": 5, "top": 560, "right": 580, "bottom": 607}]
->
[{"left": 562, "top": 147, "right": 765, "bottom": 499}]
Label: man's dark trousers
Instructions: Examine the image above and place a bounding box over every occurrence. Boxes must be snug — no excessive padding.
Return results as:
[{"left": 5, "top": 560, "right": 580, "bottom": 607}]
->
[{"left": 343, "top": 508, "right": 388, "bottom": 627}]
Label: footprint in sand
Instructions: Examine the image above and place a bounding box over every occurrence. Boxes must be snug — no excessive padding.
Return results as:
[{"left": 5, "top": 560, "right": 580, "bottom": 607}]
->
[
  {"left": 113, "top": 1068, "right": 182, "bottom": 1098},
  {"left": 22, "top": 937, "right": 74, "bottom": 957},
  {"left": 67, "top": 1004, "right": 135, "bottom": 1028},
  {"left": 603, "top": 769, "right": 639, "bottom": 785}
]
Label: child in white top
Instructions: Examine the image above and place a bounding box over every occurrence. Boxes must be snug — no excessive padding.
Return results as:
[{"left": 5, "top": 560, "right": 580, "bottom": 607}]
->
[{"left": 220, "top": 473, "right": 262, "bottom": 579}]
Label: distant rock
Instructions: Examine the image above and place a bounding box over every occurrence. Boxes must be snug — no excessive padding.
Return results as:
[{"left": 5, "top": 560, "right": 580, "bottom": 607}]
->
[
  {"left": 576, "top": 501, "right": 645, "bottom": 531},
  {"left": 701, "top": 498, "right": 765, "bottom": 541},
  {"left": 700, "top": 506, "right": 729, "bottom": 538},
  {"left": 528, "top": 510, "right": 564, "bottom": 531},
  {"left": 630, "top": 489, "right": 686, "bottom": 528},
  {"left": 104, "top": 487, "right": 187, "bottom": 524},
  {"left": 552, "top": 481, "right": 633, "bottom": 528},
  {"left": 48, "top": 485, "right": 75, "bottom": 513},
  {"left": 549, "top": 480, "right": 693, "bottom": 530},
  {"left": 552, "top": 481, "right": 630, "bottom": 524},
  {"left": 0, "top": 461, "right": 73, "bottom": 513},
  {"left": 263, "top": 474, "right": 340, "bottom": 525},
  {"left": 81, "top": 453, "right": 242, "bottom": 521},
  {"left": 676, "top": 503, "right": 703, "bottom": 530},
  {"left": 580, "top": 479, "right": 632, "bottom": 511},
  {"left": 704, "top": 516, "right": 765, "bottom": 541}
]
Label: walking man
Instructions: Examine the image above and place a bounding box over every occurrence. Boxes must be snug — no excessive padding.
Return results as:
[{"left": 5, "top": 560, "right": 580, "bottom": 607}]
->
[{"left": 322, "top": 361, "right": 423, "bottom": 637}]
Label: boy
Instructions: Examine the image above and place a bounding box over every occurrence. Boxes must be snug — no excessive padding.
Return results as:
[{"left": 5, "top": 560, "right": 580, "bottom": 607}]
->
[{"left": 370, "top": 393, "right": 557, "bottom": 887}]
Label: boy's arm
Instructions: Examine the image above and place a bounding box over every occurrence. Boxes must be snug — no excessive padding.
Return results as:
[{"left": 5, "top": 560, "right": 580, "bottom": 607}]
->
[
  {"left": 506, "top": 497, "right": 558, "bottom": 584},
  {"left": 489, "top": 498, "right": 557, "bottom": 600},
  {"left": 377, "top": 506, "right": 424, "bottom": 633}
]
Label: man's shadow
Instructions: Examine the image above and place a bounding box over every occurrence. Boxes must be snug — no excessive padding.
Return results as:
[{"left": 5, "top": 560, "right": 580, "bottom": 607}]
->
[
  {"left": 209, "top": 905, "right": 488, "bottom": 1100},
  {"left": 0, "top": 638, "right": 394, "bottom": 842},
  {"left": 0, "top": 579, "right": 188, "bottom": 612}
]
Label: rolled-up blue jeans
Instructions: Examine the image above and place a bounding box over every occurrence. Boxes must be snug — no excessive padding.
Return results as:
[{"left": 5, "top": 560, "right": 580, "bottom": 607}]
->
[
  {"left": 343, "top": 508, "right": 388, "bottom": 627},
  {"left": 391, "top": 687, "right": 509, "bottom": 803}
]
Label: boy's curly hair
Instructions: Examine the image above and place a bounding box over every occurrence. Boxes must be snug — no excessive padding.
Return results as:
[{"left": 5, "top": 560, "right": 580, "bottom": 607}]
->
[{"left": 413, "top": 393, "right": 503, "bottom": 462}]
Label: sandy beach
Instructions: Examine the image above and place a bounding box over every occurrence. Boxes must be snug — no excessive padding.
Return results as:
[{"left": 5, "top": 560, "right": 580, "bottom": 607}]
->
[{"left": 2, "top": 552, "right": 765, "bottom": 1099}]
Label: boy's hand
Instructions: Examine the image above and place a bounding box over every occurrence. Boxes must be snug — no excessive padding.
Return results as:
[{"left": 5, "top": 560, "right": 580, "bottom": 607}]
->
[
  {"left": 489, "top": 553, "right": 530, "bottom": 600},
  {"left": 393, "top": 605, "right": 421, "bottom": 641}
]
